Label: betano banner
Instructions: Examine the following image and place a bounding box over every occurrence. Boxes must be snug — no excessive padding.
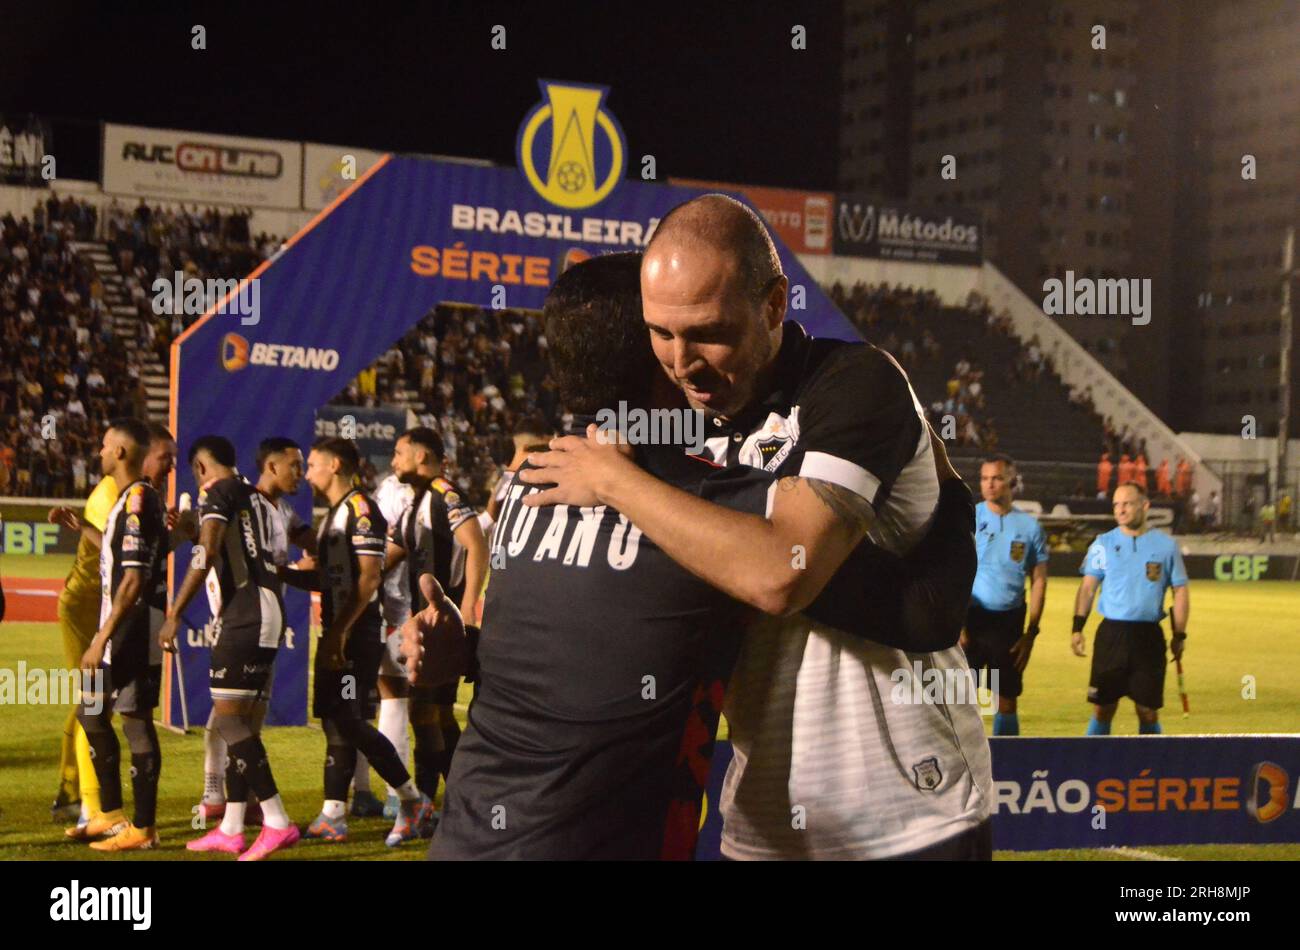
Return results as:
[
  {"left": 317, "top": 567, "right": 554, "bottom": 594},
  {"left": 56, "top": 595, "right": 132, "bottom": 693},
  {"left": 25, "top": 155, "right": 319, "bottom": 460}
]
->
[
  {"left": 167, "top": 80, "right": 861, "bottom": 726},
  {"left": 696, "top": 736, "right": 1300, "bottom": 858},
  {"left": 103, "top": 122, "right": 302, "bottom": 209}
]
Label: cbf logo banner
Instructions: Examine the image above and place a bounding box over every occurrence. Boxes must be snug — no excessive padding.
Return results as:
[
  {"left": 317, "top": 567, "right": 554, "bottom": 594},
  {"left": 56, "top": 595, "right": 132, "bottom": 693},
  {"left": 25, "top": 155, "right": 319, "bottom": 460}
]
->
[{"left": 168, "top": 84, "right": 860, "bottom": 727}]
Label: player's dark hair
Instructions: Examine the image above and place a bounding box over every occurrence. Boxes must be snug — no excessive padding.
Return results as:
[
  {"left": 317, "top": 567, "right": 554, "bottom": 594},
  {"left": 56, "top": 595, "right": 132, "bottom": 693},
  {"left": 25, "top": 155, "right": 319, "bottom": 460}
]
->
[
  {"left": 981, "top": 453, "right": 1016, "bottom": 470},
  {"left": 1116, "top": 480, "right": 1147, "bottom": 498},
  {"left": 257, "top": 436, "right": 301, "bottom": 471},
  {"left": 188, "top": 434, "right": 237, "bottom": 467},
  {"left": 146, "top": 422, "right": 174, "bottom": 444},
  {"left": 401, "top": 426, "right": 444, "bottom": 462},
  {"left": 107, "top": 417, "right": 152, "bottom": 450},
  {"left": 543, "top": 251, "right": 652, "bottom": 414},
  {"left": 311, "top": 436, "right": 360, "bottom": 476},
  {"left": 647, "top": 193, "right": 782, "bottom": 302}
]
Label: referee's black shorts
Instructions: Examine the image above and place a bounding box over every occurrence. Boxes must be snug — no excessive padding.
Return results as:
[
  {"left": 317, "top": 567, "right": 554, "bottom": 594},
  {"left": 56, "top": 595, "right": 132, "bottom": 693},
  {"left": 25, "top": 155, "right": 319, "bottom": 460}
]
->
[
  {"left": 1087, "top": 618, "right": 1167, "bottom": 709},
  {"left": 963, "top": 602, "right": 1027, "bottom": 698}
]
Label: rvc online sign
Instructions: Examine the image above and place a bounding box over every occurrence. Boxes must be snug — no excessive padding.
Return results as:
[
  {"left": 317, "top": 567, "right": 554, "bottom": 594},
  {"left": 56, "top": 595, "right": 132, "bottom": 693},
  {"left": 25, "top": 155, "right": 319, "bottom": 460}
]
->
[{"left": 833, "top": 195, "right": 982, "bottom": 266}]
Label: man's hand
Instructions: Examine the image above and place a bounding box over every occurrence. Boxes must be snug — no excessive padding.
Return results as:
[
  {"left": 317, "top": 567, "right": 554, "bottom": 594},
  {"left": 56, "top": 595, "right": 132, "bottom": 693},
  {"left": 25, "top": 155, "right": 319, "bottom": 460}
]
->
[
  {"left": 81, "top": 639, "right": 105, "bottom": 671},
  {"left": 1008, "top": 633, "right": 1035, "bottom": 672},
  {"left": 168, "top": 507, "right": 198, "bottom": 539},
  {"left": 295, "top": 554, "right": 317, "bottom": 572},
  {"left": 958, "top": 629, "right": 970, "bottom": 651},
  {"left": 518, "top": 424, "right": 635, "bottom": 508},
  {"left": 927, "top": 421, "right": 960, "bottom": 483},
  {"left": 158, "top": 615, "right": 180, "bottom": 654},
  {"left": 400, "top": 573, "right": 467, "bottom": 687},
  {"left": 1171, "top": 636, "right": 1186, "bottom": 663},
  {"left": 1071, "top": 632, "right": 1087, "bottom": 657},
  {"left": 317, "top": 634, "right": 347, "bottom": 671},
  {"left": 49, "top": 506, "right": 81, "bottom": 532}
]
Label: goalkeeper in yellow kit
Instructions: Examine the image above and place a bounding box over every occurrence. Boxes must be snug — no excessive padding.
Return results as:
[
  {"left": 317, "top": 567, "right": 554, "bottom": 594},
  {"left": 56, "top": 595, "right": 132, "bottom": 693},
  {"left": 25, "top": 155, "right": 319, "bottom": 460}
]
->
[{"left": 50, "top": 474, "right": 118, "bottom": 826}]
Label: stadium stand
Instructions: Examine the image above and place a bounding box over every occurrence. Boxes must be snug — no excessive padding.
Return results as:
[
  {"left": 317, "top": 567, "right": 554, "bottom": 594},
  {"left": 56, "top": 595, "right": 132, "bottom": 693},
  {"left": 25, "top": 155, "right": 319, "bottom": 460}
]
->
[
  {"left": 828, "top": 280, "right": 1108, "bottom": 499},
  {"left": 0, "top": 201, "right": 1205, "bottom": 512},
  {"left": 0, "top": 197, "right": 277, "bottom": 496},
  {"left": 327, "top": 302, "right": 556, "bottom": 507}
]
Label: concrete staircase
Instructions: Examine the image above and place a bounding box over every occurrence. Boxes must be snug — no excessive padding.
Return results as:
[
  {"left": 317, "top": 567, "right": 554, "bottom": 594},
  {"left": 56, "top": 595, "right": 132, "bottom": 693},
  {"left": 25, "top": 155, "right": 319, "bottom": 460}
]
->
[{"left": 71, "top": 241, "right": 169, "bottom": 424}]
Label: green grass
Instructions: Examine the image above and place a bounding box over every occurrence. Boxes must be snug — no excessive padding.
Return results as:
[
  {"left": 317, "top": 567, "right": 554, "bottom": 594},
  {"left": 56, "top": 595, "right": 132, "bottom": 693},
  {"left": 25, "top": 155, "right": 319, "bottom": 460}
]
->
[
  {"left": 985, "top": 578, "right": 1300, "bottom": 737},
  {"left": 3, "top": 552, "right": 79, "bottom": 581},
  {"left": 3, "top": 553, "right": 1299, "bottom": 860}
]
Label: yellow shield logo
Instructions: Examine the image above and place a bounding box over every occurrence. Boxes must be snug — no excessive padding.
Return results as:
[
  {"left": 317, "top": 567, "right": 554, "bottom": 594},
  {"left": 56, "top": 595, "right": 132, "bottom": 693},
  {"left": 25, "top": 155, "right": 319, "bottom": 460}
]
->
[
  {"left": 1145, "top": 561, "right": 1162, "bottom": 582},
  {"left": 1009, "top": 540, "right": 1026, "bottom": 563},
  {"left": 516, "top": 80, "right": 626, "bottom": 209}
]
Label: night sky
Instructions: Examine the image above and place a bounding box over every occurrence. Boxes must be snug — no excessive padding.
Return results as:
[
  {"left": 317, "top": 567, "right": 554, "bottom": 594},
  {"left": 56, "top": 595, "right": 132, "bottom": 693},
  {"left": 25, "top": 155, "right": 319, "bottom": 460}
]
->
[{"left": 1, "top": 2, "right": 843, "bottom": 189}]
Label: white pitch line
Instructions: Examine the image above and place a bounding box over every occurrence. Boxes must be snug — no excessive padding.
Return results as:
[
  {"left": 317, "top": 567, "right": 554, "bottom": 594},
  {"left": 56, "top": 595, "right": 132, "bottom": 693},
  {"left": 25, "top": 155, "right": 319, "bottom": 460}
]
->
[
  {"left": 1104, "top": 846, "right": 1182, "bottom": 861},
  {"left": 9, "top": 588, "right": 58, "bottom": 597}
]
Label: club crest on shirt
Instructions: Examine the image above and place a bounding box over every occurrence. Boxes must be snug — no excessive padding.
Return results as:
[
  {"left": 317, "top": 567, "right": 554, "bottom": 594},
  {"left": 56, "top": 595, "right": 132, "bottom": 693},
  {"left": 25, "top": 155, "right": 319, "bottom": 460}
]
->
[
  {"left": 1009, "top": 540, "right": 1026, "bottom": 563},
  {"left": 755, "top": 435, "right": 789, "bottom": 470},
  {"left": 913, "top": 757, "right": 943, "bottom": 791},
  {"left": 739, "top": 410, "right": 799, "bottom": 472},
  {"left": 1146, "top": 561, "right": 1163, "bottom": 581}
]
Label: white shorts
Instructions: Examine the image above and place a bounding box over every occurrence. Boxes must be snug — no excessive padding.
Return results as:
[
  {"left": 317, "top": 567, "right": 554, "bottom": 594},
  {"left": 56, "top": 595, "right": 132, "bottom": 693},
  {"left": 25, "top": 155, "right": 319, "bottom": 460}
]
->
[{"left": 379, "top": 624, "right": 406, "bottom": 678}]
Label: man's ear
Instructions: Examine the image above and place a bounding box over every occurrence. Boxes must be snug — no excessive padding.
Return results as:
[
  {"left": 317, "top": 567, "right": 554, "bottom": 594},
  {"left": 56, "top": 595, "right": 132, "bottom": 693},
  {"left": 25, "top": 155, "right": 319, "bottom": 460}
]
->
[{"left": 764, "top": 276, "right": 789, "bottom": 330}]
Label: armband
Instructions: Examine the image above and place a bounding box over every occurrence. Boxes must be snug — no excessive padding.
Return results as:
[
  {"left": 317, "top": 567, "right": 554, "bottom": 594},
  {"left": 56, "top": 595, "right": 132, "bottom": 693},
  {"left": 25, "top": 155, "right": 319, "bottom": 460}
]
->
[
  {"left": 1026, "top": 623, "right": 1040, "bottom": 639},
  {"left": 1072, "top": 615, "right": 1087, "bottom": 634},
  {"left": 1171, "top": 631, "right": 1187, "bottom": 641}
]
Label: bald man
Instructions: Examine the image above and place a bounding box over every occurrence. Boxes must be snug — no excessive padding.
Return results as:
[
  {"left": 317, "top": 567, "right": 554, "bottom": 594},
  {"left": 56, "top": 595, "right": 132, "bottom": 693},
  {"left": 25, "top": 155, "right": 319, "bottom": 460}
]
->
[{"left": 522, "top": 194, "right": 991, "bottom": 860}]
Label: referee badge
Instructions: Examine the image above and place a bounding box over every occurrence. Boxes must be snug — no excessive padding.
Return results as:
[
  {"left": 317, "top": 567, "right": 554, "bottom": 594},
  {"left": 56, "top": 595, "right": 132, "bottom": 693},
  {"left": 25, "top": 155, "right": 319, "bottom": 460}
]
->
[
  {"left": 1009, "top": 540, "right": 1026, "bottom": 563},
  {"left": 1146, "top": 561, "right": 1163, "bottom": 581},
  {"left": 912, "top": 757, "right": 942, "bottom": 791}
]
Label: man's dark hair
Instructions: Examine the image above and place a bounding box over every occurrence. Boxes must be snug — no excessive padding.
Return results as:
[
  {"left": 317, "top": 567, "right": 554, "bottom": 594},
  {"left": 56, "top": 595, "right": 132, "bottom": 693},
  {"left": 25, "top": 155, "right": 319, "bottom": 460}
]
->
[
  {"left": 188, "top": 434, "right": 237, "bottom": 467},
  {"left": 401, "top": 426, "right": 444, "bottom": 461},
  {"left": 646, "top": 194, "right": 782, "bottom": 302},
  {"left": 981, "top": 453, "right": 1016, "bottom": 470},
  {"left": 543, "top": 251, "right": 651, "bottom": 414},
  {"left": 147, "top": 422, "right": 174, "bottom": 444},
  {"left": 311, "top": 436, "right": 360, "bottom": 477},
  {"left": 107, "top": 416, "right": 152, "bottom": 450},
  {"left": 257, "top": 436, "right": 301, "bottom": 472}
]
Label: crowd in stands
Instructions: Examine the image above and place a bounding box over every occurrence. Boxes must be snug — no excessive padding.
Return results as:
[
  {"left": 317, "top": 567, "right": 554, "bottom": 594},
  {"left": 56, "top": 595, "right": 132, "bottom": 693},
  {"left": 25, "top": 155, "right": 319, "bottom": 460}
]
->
[
  {"left": 826, "top": 282, "right": 1005, "bottom": 450},
  {"left": 104, "top": 198, "right": 279, "bottom": 365},
  {"left": 0, "top": 197, "right": 277, "bottom": 496},
  {"left": 1, "top": 201, "right": 148, "bottom": 496},
  {"left": 7, "top": 213, "right": 1290, "bottom": 544},
  {"left": 330, "top": 303, "right": 557, "bottom": 507}
]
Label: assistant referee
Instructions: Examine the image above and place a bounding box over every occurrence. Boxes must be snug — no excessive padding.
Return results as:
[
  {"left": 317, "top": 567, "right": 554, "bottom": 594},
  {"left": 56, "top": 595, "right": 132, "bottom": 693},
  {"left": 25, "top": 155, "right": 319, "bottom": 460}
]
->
[
  {"left": 1071, "top": 482, "right": 1189, "bottom": 735},
  {"left": 964, "top": 454, "right": 1047, "bottom": 735}
]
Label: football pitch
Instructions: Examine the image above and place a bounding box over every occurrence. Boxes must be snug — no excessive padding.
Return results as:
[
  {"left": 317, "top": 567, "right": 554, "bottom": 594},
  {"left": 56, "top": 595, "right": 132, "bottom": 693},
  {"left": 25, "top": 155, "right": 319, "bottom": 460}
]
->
[{"left": 2, "top": 553, "right": 1297, "bottom": 861}]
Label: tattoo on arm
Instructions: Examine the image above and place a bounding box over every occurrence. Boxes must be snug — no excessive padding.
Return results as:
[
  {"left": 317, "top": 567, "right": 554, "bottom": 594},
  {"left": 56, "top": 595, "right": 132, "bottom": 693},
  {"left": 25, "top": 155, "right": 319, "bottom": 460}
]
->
[{"left": 805, "top": 477, "right": 874, "bottom": 535}]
